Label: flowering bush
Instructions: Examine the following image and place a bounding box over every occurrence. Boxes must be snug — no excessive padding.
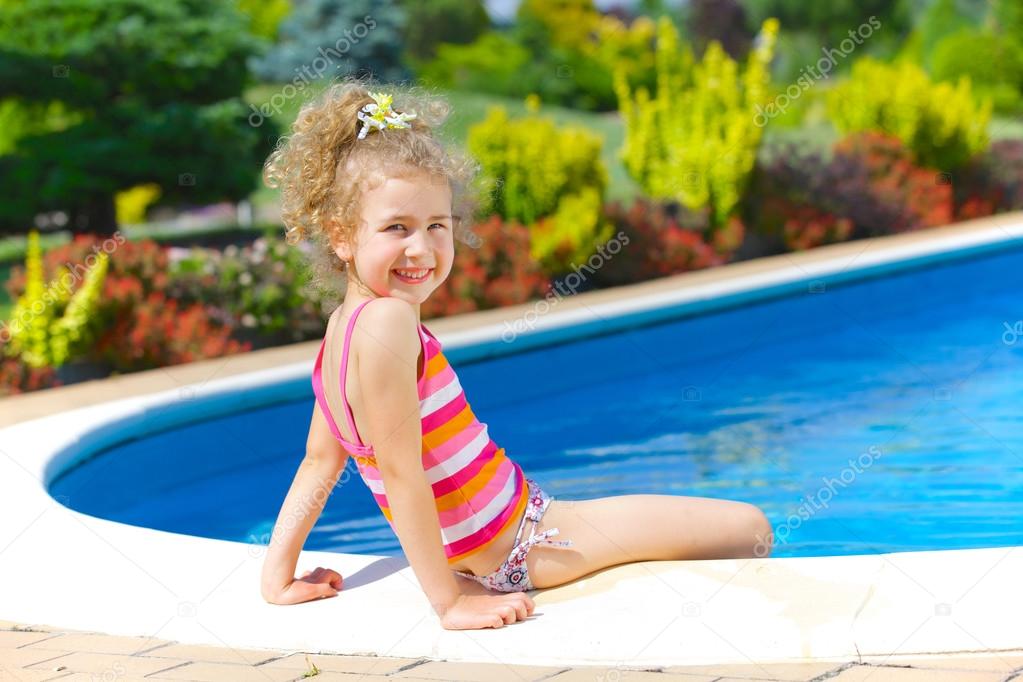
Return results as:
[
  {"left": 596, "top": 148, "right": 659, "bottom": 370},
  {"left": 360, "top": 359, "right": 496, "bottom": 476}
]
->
[
  {"left": 422, "top": 216, "right": 550, "bottom": 318},
  {"left": 2, "top": 234, "right": 248, "bottom": 385},
  {"left": 166, "top": 238, "right": 330, "bottom": 347},
  {"left": 0, "top": 333, "right": 60, "bottom": 396},
  {"left": 951, "top": 140, "right": 1023, "bottom": 220},
  {"left": 834, "top": 132, "right": 953, "bottom": 231},
  {"left": 747, "top": 134, "right": 953, "bottom": 249},
  {"left": 589, "top": 198, "right": 726, "bottom": 288}
]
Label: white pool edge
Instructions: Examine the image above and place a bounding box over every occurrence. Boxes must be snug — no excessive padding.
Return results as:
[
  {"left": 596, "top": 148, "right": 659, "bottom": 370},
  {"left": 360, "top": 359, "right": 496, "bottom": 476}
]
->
[{"left": 1, "top": 218, "right": 1021, "bottom": 666}]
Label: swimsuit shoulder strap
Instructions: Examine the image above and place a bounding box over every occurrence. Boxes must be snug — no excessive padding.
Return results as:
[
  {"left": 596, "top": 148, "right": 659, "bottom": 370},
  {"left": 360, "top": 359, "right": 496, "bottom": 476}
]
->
[{"left": 338, "top": 298, "right": 376, "bottom": 448}]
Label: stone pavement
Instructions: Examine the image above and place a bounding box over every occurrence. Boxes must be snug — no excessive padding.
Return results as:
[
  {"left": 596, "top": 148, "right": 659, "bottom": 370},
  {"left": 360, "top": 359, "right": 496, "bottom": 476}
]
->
[{"left": 3, "top": 621, "right": 1023, "bottom": 681}]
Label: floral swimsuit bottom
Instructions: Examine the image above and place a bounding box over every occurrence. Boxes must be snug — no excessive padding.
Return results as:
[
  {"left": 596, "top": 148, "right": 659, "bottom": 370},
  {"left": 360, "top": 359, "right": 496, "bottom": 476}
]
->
[{"left": 453, "top": 477, "right": 574, "bottom": 592}]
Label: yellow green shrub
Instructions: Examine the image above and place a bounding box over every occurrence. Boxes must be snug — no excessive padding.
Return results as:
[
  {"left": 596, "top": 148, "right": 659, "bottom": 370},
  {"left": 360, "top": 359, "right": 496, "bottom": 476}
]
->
[
  {"left": 530, "top": 186, "right": 612, "bottom": 272},
  {"left": 468, "top": 105, "right": 607, "bottom": 225},
  {"left": 467, "top": 104, "right": 609, "bottom": 273},
  {"left": 826, "top": 57, "right": 991, "bottom": 170},
  {"left": 614, "top": 17, "right": 779, "bottom": 229},
  {"left": 115, "top": 183, "right": 162, "bottom": 225},
  {"left": 4, "top": 230, "right": 109, "bottom": 368}
]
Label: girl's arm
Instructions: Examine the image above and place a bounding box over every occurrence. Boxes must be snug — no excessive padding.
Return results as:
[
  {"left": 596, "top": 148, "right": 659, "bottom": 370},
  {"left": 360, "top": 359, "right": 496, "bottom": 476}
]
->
[
  {"left": 260, "top": 401, "right": 347, "bottom": 604},
  {"left": 355, "top": 299, "right": 533, "bottom": 629}
]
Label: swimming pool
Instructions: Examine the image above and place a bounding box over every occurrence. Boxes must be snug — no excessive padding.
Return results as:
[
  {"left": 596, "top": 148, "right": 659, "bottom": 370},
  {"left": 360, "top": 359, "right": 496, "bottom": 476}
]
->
[{"left": 49, "top": 241, "right": 1023, "bottom": 559}]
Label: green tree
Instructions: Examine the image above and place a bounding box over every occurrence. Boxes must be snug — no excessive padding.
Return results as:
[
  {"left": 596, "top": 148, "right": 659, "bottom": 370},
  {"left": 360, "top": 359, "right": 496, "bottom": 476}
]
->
[
  {"left": 0, "top": 0, "right": 276, "bottom": 236},
  {"left": 399, "top": 0, "right": 489, "bottom": 62},
  {"left": 236, "top": 0, "right": 292, "bottom": 41},
  {"left": 249, "top": 0, "right": 409, "bottom": 84}
]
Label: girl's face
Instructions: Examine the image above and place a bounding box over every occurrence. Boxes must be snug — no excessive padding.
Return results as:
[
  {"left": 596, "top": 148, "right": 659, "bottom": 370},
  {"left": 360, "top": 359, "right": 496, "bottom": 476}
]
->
[{"left": 337, "top": 170, "right": 455, "bottom": 308}]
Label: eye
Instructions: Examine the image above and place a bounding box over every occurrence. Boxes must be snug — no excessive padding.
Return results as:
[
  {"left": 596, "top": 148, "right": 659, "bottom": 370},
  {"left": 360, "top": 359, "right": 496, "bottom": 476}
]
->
[
  {"left": 385, "top": 224, "right": 406, "bottom": 232},
  {"left": 429, "top": 223, "right": 446, "bottom": 230}
]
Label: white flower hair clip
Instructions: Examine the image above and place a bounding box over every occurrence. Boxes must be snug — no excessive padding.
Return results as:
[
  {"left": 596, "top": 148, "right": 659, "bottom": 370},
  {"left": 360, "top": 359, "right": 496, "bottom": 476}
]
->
[{"left": 356, "top": 92, "right": 417, "bottom": 140}]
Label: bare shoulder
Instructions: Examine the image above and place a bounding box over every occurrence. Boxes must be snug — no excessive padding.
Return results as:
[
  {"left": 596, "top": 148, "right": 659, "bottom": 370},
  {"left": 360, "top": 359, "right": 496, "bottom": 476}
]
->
[{"left": 349, "top": 298, "right": 420, "bottom": 376}]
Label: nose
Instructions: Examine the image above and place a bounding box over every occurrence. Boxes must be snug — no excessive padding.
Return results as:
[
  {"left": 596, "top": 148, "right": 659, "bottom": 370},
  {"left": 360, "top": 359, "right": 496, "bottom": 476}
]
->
[{"left": 404, "top": 228, "right": 429, "bottom": 259}]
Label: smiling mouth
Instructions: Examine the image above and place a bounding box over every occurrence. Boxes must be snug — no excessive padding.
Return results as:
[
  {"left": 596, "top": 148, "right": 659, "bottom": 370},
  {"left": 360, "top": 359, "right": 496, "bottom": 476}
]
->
[{"left": 392, "top": 268, "right": 433, "bottom": 283}]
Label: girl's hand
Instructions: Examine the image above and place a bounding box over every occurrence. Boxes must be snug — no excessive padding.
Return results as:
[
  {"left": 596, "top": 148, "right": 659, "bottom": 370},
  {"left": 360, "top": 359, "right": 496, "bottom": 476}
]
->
[
  {"left": 264, "top": 567, "right": 343, "bottom": 605},
  {"left": 439, "top": 592, "right": 534, "bottom": 630}
]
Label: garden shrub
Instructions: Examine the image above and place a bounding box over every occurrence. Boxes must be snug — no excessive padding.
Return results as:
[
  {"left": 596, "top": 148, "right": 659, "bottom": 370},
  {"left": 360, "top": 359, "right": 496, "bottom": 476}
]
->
[
  {"left": 614, "top": 16, "right": 779, "bottom": 230},
  {"left": 416, "top": 33, "right": 534, "bottom": 99},
  {"left": 590, "top": 198, "right": 726, "bottom": 288},
  {"left": 529, "top": 186, "right": 613, "bottom": 275},
  {"left": 398, "top": 0, "right": 490, "bottom": 62},
  {"left": 951, "top": 140, "right": 1023, "bottom": 219},
  {"left": 3, "top": 230, "right": 107, "bottom": 369},
  {"left": 826, "top": 57, "right": 992, "bottom": 170},
  {"left": 3, "top": 235, "right": 247, "bottom": 375},
  {"left": 467, "top": 105, "right": 609, "bottom": 275},
  {"left": 747, "top": 133, "right": 955, "bottom": 249},
  {"left": 834, "top": 132, "right": 953, "bottom": 230},
  {"left": 418, "top": 2, "right": 656, "bottom": 112},
  {"left": 166, "top": 237, "right": 330, "bottom": 347},
  {"left": 468, "top": 106, "right": 607, "bottom": 226},
  {"left": 930, "top": 28, "right": 1023, "bottom": 114},
  {"left": 421, "top": 215, "right": 550, "bottom": 318}
]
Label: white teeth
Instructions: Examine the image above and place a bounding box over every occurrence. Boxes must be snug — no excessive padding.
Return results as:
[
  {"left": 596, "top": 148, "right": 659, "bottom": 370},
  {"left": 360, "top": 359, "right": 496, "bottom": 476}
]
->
[{"left": 395, "top": 269, "right": 429, "bottom": 279}]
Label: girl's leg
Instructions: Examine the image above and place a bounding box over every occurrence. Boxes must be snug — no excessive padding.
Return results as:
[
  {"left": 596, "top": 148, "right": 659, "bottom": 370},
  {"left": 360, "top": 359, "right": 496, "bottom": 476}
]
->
[{"left": 526, "top": 494, "right": 773, "bottom": 589}]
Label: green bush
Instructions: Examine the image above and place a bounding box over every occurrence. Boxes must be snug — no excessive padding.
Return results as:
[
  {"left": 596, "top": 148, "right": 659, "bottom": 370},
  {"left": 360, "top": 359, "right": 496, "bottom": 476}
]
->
[
  {"left": 166, "top": 238, "right": 329, "bottom": 347},
  {"left": 398, "top": 0, "right": 489, "bottom": 62},
  {"left": 530, "top": 186, "right": 613, "bottom": 273},
  {"left": 416, "top": 1, "right": 656, "bottom": 112},
  {"left": 467, "top": 105, "right": 609, "bottom": 274},
  {"left": 3, "top": 230, "right": 107, "bottom": 369},
  {"left": 826, "top": 57, "right": 992, "bottom": 170},
  {"left": 614, "top": 16, "right": 779, "bottom": 230},
  {"left": 416, "top": 33, "right": 534, "bottom": 97},
  {"left": 468, "top": 105, "right": 607, "bottom": 225},
  {"left": 931, "top": 28, "right": 1023, "bottom": 114}
]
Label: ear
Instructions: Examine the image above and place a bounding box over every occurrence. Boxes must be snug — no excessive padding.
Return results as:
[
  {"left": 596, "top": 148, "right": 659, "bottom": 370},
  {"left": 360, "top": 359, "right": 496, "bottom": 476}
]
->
[{"left": 325, "top": 218, "right": 354, "bottom": 263}]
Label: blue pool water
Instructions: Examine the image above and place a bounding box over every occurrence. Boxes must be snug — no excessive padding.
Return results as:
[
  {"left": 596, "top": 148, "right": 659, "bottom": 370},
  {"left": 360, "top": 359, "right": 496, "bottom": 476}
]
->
[{"left": 50, "top": 242, "right": 1023, "bottom": 558}]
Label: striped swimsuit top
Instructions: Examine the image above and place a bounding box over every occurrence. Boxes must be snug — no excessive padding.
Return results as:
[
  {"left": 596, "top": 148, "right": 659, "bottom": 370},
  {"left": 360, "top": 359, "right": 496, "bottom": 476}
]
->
[{"left": 310, "top": 298, "right": 529, "bottom": 564}]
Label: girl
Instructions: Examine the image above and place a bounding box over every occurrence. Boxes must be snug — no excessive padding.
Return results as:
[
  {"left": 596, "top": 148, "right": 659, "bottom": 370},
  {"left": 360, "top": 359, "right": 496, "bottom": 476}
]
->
[{"left": 258, "top": 79, "right": 773, "bottom": 631}]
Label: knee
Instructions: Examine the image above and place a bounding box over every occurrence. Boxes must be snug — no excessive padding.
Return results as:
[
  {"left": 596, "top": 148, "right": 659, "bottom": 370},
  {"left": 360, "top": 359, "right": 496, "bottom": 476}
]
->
[{"left": 743, "top": 504, "right": 773, "bottom": 558}]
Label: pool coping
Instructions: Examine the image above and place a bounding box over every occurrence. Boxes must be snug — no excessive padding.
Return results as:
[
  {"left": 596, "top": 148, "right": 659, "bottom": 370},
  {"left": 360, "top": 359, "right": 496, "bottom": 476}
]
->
[{"left": 1, "top": 212, "right": 1021, "bottom": 667}]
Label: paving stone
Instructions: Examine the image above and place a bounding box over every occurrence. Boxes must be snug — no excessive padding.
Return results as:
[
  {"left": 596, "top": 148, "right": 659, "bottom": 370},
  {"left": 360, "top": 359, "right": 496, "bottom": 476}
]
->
[
  {"left": 0, "top": 646, "right": 75, "bottom": 669},
  {"left": 144, "top": 660, "right": 307, "bottom": 681},
  {"left": 857, "top": 653, "right": 1023, "bottom": 674},
  {"left": 24, "top": 651, "right": 187, "bottom": 677},
  {"left": 18, "top": 633, "right": 172, "bottom": 656},
  {"left": 390, "top": 659, "right": 567, "bottom": 681},
  {"left": 663, "top": 660, "right": 846, "bottom": 680},
  {"left": 139, "top": 643, "right": 283, "bottom": 666},
  {"left": 258, "top": 651, "right": 422, "bottom": 675},
  {"left": 545, "top": 667, "right": 718, "bottom": 681},
  {"left": 48, "top": 676, "right": 151, "bottom": 682},
  {"left": 0, "top": 631, "right": 64, "bottom": 649},
  {"left": 0, "top": 667, "right": 74, "bottom": 681},
  {"left": 828, "top": 664, "right": 1006, "bottom": 681}
]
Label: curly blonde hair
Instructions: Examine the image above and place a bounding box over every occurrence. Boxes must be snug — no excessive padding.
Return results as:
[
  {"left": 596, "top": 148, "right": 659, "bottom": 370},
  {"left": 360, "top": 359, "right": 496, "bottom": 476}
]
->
[{"left": 262, "top": 75, "right": 482, "bottom": 308}]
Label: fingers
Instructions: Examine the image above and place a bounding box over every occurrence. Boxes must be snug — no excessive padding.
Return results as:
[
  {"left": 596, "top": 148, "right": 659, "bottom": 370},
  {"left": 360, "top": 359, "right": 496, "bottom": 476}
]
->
[{"left": 299, "top": 567, "right": 343, "bottom": 589}]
